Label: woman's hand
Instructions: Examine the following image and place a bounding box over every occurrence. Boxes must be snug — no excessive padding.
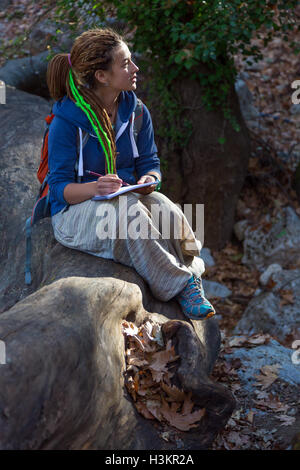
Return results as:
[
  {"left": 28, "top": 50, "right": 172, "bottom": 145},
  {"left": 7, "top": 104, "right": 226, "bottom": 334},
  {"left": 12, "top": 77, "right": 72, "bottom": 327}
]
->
[
  {"left": 95, "top": 173, "right": 123, "bottom": 196},
  {"left": 133, "top": 174, "right": 157, "bottom": 195}
]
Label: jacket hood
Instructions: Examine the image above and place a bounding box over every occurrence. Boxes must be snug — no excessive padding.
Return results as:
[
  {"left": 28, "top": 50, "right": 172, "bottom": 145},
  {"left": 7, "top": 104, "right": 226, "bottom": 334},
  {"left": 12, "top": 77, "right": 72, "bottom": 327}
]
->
[{"left": 52, "top": 90, "right": 137, "bottom": 133}]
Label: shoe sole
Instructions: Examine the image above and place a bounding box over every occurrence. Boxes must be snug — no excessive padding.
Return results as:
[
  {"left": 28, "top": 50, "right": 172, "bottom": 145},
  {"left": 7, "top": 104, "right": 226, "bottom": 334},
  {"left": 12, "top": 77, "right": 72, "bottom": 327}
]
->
[{"left": 184, "top": 309, "right": 216, "bottom": 320}]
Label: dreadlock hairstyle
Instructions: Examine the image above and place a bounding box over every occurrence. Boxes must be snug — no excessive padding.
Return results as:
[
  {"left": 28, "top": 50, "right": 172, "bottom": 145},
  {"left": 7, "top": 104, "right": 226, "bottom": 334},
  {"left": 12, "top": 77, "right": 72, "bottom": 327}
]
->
[{"left": 46, "top": 27, "right": 125, "bottom": 174}]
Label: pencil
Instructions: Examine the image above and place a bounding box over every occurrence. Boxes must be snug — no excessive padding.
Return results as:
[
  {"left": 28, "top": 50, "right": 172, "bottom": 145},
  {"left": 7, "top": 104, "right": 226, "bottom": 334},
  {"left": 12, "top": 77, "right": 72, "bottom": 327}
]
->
[{"left": 85, "top": 170, "right": 130, "bottom": 186}]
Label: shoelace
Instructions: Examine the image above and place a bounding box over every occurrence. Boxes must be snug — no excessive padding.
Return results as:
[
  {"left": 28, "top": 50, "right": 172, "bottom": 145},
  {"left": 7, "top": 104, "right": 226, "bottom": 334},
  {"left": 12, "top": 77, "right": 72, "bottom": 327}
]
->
[
  {"left": 194, "top": 276, "right": 204, "bottom": 296},
  {"left": 180, "top": 278, "right": 202, "bottom": 301}
]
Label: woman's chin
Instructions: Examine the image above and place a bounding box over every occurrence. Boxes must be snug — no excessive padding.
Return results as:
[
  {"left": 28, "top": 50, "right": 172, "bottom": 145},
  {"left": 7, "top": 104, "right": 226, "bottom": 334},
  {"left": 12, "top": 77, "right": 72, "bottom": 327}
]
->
[{"left": 119, "top": 82, "right": 137, "bottom": 92}]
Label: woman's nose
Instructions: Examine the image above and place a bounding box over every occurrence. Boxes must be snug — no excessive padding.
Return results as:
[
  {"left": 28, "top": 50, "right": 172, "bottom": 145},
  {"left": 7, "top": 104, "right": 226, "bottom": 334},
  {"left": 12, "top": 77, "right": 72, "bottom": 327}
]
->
[{"left": 131, "top": 61, "right": 139, "bottom": 72}]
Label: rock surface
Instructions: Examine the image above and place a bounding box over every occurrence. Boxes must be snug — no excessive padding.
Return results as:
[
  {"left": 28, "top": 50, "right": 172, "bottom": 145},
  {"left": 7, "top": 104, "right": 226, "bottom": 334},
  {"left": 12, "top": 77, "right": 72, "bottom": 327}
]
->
[
  {"left": 259, "top": 263, "right": 282, "bottom": 286},
  {"left": 240, "top": 206, "right": 300, "bottom": 271},
  {"left": 0, "top": 52, "right": 53, "bottom": 99},
  {"left": 225, "top": 339, "right": 300, "bottom": 391},
  {"left": 235, "top": 77, "right": 260, "bottom": 121},
  {"left": 199, "top": 247, "right": 215, "bottom": 267},
  {"left": 0, "top": 86, "right": 53, "bottom": 313},
  {"left": 234, "top": 269, "right": 300, "bottom": 342},
  {"left": 0, "top": 275, "right": 235, "bottom": 450},
  {"left": 202, "top": 280, "right": 232, "bottom": 299}
]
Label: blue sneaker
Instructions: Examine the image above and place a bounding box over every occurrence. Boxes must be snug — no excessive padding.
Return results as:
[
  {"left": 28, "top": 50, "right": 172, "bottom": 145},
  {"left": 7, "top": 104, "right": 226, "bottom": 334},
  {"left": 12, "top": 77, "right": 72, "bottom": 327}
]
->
[{"left": 176, "top": 274, "right": 216, "bottom": 320}]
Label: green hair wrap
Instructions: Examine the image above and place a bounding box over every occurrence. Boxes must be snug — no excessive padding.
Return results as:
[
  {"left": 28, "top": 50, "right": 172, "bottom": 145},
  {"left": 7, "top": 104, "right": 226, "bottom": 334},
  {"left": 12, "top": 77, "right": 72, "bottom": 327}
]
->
[{"left": 68, "top": 70, "right": 115, "bottom": 174}]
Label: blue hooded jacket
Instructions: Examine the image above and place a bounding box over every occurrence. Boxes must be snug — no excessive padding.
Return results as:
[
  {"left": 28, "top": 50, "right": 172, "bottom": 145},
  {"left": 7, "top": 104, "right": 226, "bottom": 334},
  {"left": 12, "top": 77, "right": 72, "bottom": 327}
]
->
[{"left": 47, "top": 90, "right": 161, "bottom": 216}]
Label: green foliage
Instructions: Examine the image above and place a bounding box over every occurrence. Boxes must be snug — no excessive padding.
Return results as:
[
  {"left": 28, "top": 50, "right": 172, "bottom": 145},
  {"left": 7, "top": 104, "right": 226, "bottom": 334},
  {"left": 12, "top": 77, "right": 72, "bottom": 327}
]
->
[{"left": 51, "top": 0, "right": 299, "bottom": 154}]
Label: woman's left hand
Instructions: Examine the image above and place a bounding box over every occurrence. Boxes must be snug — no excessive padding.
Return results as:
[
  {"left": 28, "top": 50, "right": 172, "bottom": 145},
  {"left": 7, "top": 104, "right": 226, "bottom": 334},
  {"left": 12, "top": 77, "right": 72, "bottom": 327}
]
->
[{"left": 134, "top": 174, "right": 157, "bottom": 195}]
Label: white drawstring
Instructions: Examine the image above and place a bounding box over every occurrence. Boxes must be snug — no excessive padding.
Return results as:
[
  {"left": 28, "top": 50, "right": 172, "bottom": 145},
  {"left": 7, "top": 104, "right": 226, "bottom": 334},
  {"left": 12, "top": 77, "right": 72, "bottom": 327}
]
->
[
  {"left": 78, "top": 127, "right": 84, "bottom": 176},
  {"left": 129, "top": 112, "right": 139, "bottom": 158},
  {"left": 115, "top": 121, "right": 129, "bottom": 141},
  {"left": 81, "top": 109, "right": 139, "bottom": 166}
]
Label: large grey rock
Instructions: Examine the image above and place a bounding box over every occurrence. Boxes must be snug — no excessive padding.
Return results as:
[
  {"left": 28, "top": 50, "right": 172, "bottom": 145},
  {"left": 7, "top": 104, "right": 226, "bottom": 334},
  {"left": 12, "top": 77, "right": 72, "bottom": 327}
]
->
[
  {"left": 233, "top": 219, "right": 250, "bottom": 241},
  {"left": 259, "top": 263, "right": 282, "bottom": 286},
  {"left": 0, "top": 86, "right": 53, "bottom": 313},
  {"left": 225, "top": 339, "right": 300, "bottom": 392},
  {"left": 234, "top": 269, "right": 300, "bottom": 341},
  {"left": 0, "top": 276, "right": 235, "bottom": 450},
  {"left": 235, "top": 79, "right": 260, "bottom": 121},
  {"left": 202, "top": 280, "right": 232, "bottom": 299},
  {"left": 0, "top": 87, "right": 235, "bottom": 449},
  {"left": 241, "top": 206, "right": 300, "bottom": 271},
  {"left": 200, "top": 247, "right": 215, "bottom": 267},
  {"left": 0, "top": 51, "right": 52, "bottom": 98}
]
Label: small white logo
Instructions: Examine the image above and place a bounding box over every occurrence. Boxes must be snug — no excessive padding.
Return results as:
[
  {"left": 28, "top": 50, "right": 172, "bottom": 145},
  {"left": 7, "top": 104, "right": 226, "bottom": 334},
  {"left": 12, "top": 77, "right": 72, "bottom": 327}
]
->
[
  {"left": 291, "top": 80, "right": 300, "bottom": 105},
  {"left": 291, "top": 340, "right": 300, "bottom": 365},
  {"left": 0, "top": 340, "right": 6, "bottom": 364},
  {"left": 0, "top": 80, "right": 6, "bottom": 105}
]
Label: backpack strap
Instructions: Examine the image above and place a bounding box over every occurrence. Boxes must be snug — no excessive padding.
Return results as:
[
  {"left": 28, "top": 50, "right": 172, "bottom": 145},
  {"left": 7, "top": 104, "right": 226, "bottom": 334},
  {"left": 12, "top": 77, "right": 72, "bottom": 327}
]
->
[
  {"left": 130, "top": 98, "right": 144, "bottom": 158},
  {"left": 133, "top": 98, "right": 143, "bottom": 141},
  {"left": 25, "top": 217, "right": 33, "bottom": 285}
]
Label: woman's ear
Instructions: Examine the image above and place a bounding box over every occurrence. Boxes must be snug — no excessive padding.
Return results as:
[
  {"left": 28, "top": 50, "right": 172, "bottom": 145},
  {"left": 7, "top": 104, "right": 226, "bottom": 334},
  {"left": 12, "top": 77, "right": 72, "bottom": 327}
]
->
[{"left": 95, "top": 70, "right": 109, "bottom": 86}]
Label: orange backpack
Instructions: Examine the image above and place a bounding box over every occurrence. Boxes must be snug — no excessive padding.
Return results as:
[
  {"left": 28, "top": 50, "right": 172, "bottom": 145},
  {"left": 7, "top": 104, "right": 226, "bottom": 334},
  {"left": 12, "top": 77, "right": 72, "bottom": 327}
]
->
[{"left": 37, "top": 113, "right": 54, "bottom": 198}]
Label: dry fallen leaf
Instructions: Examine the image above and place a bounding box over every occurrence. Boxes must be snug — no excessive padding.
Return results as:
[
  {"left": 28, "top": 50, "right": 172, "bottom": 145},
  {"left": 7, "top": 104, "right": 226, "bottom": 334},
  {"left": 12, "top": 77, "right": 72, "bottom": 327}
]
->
[
  {"left": 123, "top": 320, "right": 203, "bottom": 432},
  {"left": 161, "top": 382, "right": 186, "bottom": 402},
  {"left": 122, "top": 321, "right": 157, "bottom": 352},
  {"left": 254, "top": 397, "right": 289, "bottom": 413},
  {"left": 127, "top": 356, "right": 148, "bottom": 367},
  {"left": 279, "top": 289, "right": 294, "bottom": 307},
  {"left": 277, "top": 415, "right": 296, "bottom": 426},
  {"left": 122, "top": 321, "right": 139, "bottom": 336},
  {"left": 135, "top": 401, "right": 156, "bottom": 420},
  {"left": 255, "top": 390, "right": 270, "bottom": 400},
  {"left": 226, "top": 431, "right": 251, "bottom": 448},
  {"left": 247, "top": 333, "right": 271, "bottom": 345},
  {"left": 247, "top": 410, "right": 255, "bottom": 424},
  {"left": 138, "top": 321, "right": 162, "bottom": 352},
  {"left": 160, "top": 397, "right": 205, "bottom": 432},
  {"left": 182, "top": 392, "right": 194, "bottom": 416},
  {"left": 146, "top": 399, "right": 163, "bottom": 421},
  {"left": 148, "top": 340, "right": 180, "bottom": 374},
  {"left": 254, "top": 364, "right": 281, "bottom": 389},
  {"left": 229, "top": 336, "right": 248, "bottom": 347}
]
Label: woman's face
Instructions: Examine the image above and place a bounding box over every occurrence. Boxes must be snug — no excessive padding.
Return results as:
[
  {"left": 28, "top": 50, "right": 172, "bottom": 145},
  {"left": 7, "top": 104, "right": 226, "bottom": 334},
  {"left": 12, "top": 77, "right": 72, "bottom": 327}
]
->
[{"left": 95, "top": 42, "right": 139, "bottom": 92}]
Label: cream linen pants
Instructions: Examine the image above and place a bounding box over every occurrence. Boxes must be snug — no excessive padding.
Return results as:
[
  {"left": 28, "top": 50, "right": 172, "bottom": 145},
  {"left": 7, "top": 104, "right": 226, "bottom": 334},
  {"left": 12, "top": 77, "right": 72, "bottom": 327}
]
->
[{"left": 51, "top": 191, "right": 205, "bottom": 302}]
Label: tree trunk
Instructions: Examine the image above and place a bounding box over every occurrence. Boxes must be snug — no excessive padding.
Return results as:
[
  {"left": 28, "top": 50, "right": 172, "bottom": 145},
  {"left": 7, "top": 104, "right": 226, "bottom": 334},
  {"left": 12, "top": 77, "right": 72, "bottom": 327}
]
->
[{"left": 150, "top": 71, "right": 251, "bottom": 251}]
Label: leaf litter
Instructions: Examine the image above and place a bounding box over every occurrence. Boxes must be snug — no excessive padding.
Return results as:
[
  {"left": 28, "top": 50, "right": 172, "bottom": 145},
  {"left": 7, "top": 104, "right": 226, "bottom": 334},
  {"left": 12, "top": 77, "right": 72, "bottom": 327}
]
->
[
  {"left": 122, "top": 320, "right": 206, "bottom": 432},
  {"left": 210, "top": 332, "right": 299, "bottom": 450}
]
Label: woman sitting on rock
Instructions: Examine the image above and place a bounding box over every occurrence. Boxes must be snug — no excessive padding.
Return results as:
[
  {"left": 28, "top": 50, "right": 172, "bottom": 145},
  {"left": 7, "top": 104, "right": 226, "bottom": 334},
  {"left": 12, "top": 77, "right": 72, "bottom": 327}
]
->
[{"left": 46, "top": 27, "right": 215, "bottom": 320}]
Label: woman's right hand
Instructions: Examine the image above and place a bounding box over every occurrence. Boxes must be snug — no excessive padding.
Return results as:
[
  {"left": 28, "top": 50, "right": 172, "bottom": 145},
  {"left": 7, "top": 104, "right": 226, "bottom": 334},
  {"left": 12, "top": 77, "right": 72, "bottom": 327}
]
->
[{"left": 95, "top": 173, "right": 123, "bottom": 196}]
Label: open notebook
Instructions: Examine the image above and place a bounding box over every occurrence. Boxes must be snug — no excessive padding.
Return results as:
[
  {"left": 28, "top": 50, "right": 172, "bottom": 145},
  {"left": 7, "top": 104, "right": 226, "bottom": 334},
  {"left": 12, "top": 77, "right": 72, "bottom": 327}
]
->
[{"left": 91, "top": 181, "right": 159, "bottom": 201}]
